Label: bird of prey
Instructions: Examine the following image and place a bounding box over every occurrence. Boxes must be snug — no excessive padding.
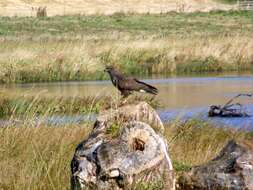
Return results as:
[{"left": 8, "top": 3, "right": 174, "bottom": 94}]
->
[{"left": 104, "top": 66, "right": 158, "bottom": 97}]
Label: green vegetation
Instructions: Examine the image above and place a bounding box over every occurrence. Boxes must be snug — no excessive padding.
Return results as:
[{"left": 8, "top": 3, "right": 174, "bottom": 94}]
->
[
  {"left": 0, "top": 93, "right": 160, "bottom": 119},
  {"left": 173, "top": 160, "right": 192, "bottom": 172},
  {"left": 106, "top": 122, "right": 121, "bottom": 137},
  {"left": 1, "top": 11, "right": 253, "bottom": 37},
  {"left": 134, "top": 180, "right": 163, "bottom": 190},
  {"left": 216, "top": 0, "right": 237, "bottom": 4},
  {"left": 0, "top": 94, "right": 109, "bottom": 119},
  {"left": 0, "top": 11, "right": 253, "bottom": 83}
]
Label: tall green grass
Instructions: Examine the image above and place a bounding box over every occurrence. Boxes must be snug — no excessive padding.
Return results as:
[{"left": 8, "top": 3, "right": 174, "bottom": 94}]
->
[
  {"left": 0, "top": 93, "right": 160, "bottom": 119},
  {"left": 0, "top": 94, "right": 109, "bottom": 118}
]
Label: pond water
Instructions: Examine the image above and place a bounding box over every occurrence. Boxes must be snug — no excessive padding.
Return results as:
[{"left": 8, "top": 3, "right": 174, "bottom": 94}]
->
[{"left": 1, "top": 73, "right": 253, "bottom": 130}]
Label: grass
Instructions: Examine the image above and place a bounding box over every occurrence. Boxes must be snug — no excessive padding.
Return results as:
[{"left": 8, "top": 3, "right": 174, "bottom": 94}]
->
[
  {"left": 164, "top": 119, "right": 248, "bottom": 168},
  {"left": 216, "top": 0, "right": 237, "bottom": 4},
  {"left": 173, "top": 160, "right": 192, "bottom": 172},
  {"left": 0, "top": 93, "right": 161, "bottom": 120},
  {"left": 0, "top": 4, "right": 253, "bottom": 190},
  {"left": 0, "top": 125, "right": 92, "bottom": 190},
  {"left": 2, "top": 11, "right": 253, "bottom": 37},
  {"left": 1, "top": 10, "right": 253, "bottom": 189},
  {"left": 0, "top": 120, "right": 251, "bottom": 190},
  {"left": 0, "top": 94, "right": 109, "bottom": 119},
  {"left": 134, "top": 180, "right": 164, "bottom": 190},
  {"left": 0, "top": 11, "right": 253, "bottom": 83},
  {"left": 106, "top": 121, "right": 121, "bottom": 138},
  {"left": 0, "top": 0, "right": 234, "bottom": 17}
]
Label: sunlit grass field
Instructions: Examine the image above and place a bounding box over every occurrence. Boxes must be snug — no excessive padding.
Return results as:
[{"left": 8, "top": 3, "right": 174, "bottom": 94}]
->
[
  {"left": 0, "top": 11, "right": 253, "bottom": 83},
  {"left": 0, "top": 91, "right": 252, "bottom": 189},
  {"left": 0, "top": 0, "right": 233, "bottom": 17},
  {"left": 1, "top": 9, "right": 253, "bottom": 190},
  {"left": 1, "top": 120, "right": 252, "bottom": 189}
]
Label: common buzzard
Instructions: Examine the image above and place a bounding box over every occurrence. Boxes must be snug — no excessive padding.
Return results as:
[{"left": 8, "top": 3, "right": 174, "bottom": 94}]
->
[{"left": 104, "top": 66, "right": 158, "bottom": 97}]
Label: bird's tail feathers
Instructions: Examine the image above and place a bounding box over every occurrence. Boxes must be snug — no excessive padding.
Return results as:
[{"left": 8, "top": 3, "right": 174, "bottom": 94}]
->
[
  {"left": 136, "top": 80, "right": 158, "bottom": 95},
  {"left": 142, "top": 85, "right": 158, "bottom": 95}
]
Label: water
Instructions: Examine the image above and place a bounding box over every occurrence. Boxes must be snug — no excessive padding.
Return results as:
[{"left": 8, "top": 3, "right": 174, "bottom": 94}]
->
[
  {"left": 1, "top": 73, "right": 253, "bottom": 130},
  {"left": 158, "top": 105, "right": 253, "bottom": 131}
]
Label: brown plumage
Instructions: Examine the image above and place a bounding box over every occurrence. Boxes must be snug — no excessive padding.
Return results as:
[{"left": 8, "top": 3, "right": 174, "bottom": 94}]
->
[{"left": 104, "top": 66, "right": 158, "bottom": 97}]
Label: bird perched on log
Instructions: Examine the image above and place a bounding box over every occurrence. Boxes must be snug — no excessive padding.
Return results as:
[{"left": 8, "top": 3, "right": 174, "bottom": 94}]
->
[{"left": 104, "top": 66, "right": 158, "bottom": 98}]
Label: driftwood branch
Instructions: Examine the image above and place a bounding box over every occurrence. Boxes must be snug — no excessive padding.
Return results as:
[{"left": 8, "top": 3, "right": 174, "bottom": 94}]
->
[
  {"left": 209, "top": 93, "right": 252, "bottom": 117},
  {"left": 223, "top": 93, "right": 253, "bottom": 108}
]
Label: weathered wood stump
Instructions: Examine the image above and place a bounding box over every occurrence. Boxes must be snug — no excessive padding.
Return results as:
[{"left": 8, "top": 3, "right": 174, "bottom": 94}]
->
[
  {"left": 178, "top": 140, "right": 253, "bottom": 190},
  {"left": 71, "top": 102, "right": 175, "bottom": 190}
]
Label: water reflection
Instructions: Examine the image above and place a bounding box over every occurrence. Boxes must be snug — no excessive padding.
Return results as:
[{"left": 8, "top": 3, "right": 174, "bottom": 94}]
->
[
  {"left": 1, "top": 74, "right": 253, "bottom": 129},
  {"left": 1, "top": 76, "right": 253, "bottom": 109}
]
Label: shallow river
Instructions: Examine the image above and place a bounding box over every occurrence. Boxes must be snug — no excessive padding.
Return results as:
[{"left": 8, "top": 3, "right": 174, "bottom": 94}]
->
[{"left": 1, "top": 73, "right": 253, "bottom": 130}]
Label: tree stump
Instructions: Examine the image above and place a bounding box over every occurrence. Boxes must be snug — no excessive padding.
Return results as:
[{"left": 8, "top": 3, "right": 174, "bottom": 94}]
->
[{"left": 71, "top": 102, "right": 175, "bottom": 190}]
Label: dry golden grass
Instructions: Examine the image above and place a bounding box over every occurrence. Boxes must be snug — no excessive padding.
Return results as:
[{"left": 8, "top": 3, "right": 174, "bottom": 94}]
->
[
  {"left": 97, "top": 35, "right": 253, "bottom": 73},
  {"left": 165, "top": 120, "right": 249, "bottom": 167},
  {"left": 0, "top": 12, "right": 252, "bottom": 83},
  {"left": 0, "top": 125, "right": 91, "bottom": 190},
  {"left": 0, "top": 0, "right": 233, "bottom": 17},
  {"left": 0, "top": 120, "right": 251, "bottom": 189},
  {"left": 1, "top": 35, "right": 252, "bottom": 83}
]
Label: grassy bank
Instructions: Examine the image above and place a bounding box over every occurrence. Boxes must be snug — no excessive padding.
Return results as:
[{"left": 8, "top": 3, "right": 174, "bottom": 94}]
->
[
  {"left": 0, "top": 11, "right": 253, "bottom": 83},
  {"left": 0, "top": 93, "right": 160, "bottom": 119},
  {"left": 0, "top": 94, "right": 108, "bottom": 118},
  {"left": 0, "top": 121, "right": 252, "bottom": 189}
]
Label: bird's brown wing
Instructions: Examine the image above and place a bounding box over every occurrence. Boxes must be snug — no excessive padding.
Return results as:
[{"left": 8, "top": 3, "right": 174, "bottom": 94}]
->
[
  {"left": 118, "top": 77, "right": 158, "bottom": 95},
  {"left": 118, "top": 77, "right": 138, "bottom": 91}
]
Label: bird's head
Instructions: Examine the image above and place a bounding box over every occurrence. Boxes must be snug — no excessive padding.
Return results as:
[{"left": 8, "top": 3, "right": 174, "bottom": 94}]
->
[{"left": 104, "top": 66, "right": 114, "bottom": 73}]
